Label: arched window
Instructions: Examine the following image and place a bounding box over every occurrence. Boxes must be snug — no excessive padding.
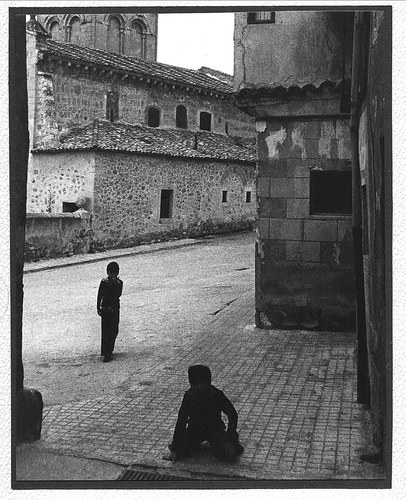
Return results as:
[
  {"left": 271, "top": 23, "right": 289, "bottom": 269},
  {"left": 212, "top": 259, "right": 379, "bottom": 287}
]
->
[
  {"left": 107, "top": 16, "right": 122, "bottom": 54},
  {"left": 147, "top": 107, "right": 160, "bottom": 127},
  {"left": 199, "top": 111, "right": 212, "bottom": 131},
  {"left": 49, "top": 21, "right": 62, "bottom": 41},
  {"left": 128, "top": 21, "right": 144, "bottom": 58},
  {"left": 67, "top": 16, "right": 81, "bottom": 44},
  {"left": 176, "top": 105, "right": 187, "bottom": 129}
]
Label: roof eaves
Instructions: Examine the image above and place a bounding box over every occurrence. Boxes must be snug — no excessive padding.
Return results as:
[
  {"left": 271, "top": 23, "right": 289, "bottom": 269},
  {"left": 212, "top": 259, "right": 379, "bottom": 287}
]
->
[{"left": 40, "top": 42, "right": 232, "bottom": 97}]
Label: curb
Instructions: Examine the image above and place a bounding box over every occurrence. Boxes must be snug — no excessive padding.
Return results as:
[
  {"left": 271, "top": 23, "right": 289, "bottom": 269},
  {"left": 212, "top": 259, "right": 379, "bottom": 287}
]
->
[{"left": 23, "top": 238, "right": 208, "bottom": 274}]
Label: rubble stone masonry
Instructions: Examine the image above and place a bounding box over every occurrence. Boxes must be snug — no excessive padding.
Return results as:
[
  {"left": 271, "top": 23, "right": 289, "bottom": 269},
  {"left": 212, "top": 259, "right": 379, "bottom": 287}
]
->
[{"left": 92, "top": 152, "right": 256, "bottom": 246}]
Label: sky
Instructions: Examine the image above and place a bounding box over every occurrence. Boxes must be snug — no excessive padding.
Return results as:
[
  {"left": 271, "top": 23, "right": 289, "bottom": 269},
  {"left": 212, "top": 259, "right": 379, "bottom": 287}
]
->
[{"left": 155, "top": 13, "right": 235, "bottom": 75}]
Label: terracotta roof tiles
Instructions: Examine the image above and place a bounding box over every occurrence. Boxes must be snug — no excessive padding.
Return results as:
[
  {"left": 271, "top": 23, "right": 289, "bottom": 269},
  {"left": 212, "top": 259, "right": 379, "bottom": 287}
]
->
[
  {"left": 32, "top": 120, "right": 257, "bottom": 164},
  {"left": 40, "top": 39, "right": 233, "bottom": 95}
]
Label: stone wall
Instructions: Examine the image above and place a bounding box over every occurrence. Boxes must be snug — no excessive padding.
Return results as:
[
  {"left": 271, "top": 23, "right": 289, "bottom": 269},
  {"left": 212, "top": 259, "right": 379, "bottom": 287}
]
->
[
  {"left": 234, "top": 11, "right": 352, "bottom": 91},
  {"left": 92, "top": 152, "right": 256, "bottom": 247},
  {"left": 25, "top": 211, "right": 93, "bottom": 261},
  {"left": 37, "top": 14, "right": 158, "bottom": 61},
  {"left": 255, "top": 117, "right": 355, "bottom": 331},
  {"left": 31, "top": 58, "right": 255, "bottom": 149},
  {"left": 27, "top": 152, "right": 95, "bottom": 213}
]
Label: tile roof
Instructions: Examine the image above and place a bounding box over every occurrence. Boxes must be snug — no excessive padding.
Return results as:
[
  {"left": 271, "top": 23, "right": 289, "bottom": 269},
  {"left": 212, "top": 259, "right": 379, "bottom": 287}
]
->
[
  {"left": 39, "top": 39, "right": 233, "bottom": 95},
  {"left": 32, "top": 120, "right": 257, "bottom": 164}
]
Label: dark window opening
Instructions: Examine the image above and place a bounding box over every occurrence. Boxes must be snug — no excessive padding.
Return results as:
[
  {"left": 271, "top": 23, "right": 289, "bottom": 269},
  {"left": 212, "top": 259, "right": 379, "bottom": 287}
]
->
[
  {"left": 160, "top": 189, "right": 173, "bottom": 219},
  {"left": 62, "top": 202, "right": 79, "bottom": 213},
  {"left": 246, "top": 191, "right": 252, "bottom": 203},
  {"left": 176, "top": 105, "right": 188, "bottom": 129},
  {"left": 200, "top": 111, "right": 212, "bottom": 131},
  {"left": 148, "top": 107, "right": 160, "bottom": 127},
  {"left": 106, "top": 91, "right": 119, "bottom": 122},
  {"left": 362, "top": 185, "right": 369, "bottom": 255},
  {"left": 310, "top": 171, "right": 352, "bottom": 215},
  {"left": 225, "top": 121, "right": 229, "bottom": 135},
  {"left": 222, "top": 191, "right": 228, "bottom": 203},
  {"left": 247, "top": 11, "right": 276, "bottom": 24}
]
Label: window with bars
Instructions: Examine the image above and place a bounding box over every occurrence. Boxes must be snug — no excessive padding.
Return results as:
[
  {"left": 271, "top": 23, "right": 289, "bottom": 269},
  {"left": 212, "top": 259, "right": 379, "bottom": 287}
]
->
[
  {"left": 106, "top": 91, "right": 119, "bottom": 122},
  {"left": 247, "top": 12, "right": 276, "bottom": 24}
]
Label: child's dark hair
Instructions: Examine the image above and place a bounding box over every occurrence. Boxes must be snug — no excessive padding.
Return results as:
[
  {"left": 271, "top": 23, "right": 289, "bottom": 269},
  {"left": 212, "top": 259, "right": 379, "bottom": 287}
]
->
[
  {"left": 188, "top": 365, "right": 212, "bottom": 386},
  {"left": 107, "top": 261, "right": 119, "bottom": 274}
]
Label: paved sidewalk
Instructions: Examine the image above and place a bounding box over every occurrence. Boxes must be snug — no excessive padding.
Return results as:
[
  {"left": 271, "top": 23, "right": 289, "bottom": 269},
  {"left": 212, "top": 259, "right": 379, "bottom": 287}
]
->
[
  {"left": 16, "top": 286, "right": 385, "bottom": 483},
  {"left": 23, "top": 237, "right": 206, "bottom": 273}
]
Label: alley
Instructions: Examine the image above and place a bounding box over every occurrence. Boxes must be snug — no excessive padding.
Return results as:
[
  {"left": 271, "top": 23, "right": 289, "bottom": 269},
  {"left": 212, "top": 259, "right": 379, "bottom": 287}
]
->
[{"left": 18, "top": 232, "right": 384, "bottom": 482}]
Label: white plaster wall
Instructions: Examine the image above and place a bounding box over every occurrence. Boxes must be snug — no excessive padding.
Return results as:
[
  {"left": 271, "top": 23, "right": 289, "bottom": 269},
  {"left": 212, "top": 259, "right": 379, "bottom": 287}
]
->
[{"left": 27, "top": 152, "right": 96, "bottom": 213}]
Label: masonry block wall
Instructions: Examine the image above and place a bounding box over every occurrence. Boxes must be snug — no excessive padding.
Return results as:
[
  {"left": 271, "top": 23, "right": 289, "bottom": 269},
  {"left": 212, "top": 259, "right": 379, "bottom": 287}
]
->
[
  {"left": 31, "top": 60, "right": 254, "bottom": 149},
  {"left": 255, "top": 118, "right": 355, "bottom": 332},
  {"left": 92, "top": 152, "right": 256, "bottom": 247}
]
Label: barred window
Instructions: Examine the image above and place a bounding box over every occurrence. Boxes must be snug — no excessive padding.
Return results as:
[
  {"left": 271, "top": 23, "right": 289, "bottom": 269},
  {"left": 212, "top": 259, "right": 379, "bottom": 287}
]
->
[{"left": 247, "top": 12, "right": 276, "bottom": 24}]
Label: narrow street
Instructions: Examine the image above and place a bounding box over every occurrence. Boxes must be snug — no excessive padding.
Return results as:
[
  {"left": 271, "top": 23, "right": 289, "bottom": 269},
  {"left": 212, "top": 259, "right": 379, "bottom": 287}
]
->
[
  {"left": 22, "top": 232, "right": 255, "bottom": 405},
  {"left": 17, "top": 232, "right": 384, "bottom": 482}
]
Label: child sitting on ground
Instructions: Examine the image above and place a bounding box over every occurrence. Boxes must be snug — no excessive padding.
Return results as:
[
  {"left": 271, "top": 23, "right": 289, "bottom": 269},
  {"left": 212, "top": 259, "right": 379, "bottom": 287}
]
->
[{"left": 168, "top": 365, "right": 244, "bottom": 463}]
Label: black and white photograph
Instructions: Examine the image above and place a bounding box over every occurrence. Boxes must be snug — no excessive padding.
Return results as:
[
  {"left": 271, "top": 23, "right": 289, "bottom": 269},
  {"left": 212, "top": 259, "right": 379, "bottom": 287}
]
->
[{"left": 8, "top": 0, "right": 396, "bottom": 495}]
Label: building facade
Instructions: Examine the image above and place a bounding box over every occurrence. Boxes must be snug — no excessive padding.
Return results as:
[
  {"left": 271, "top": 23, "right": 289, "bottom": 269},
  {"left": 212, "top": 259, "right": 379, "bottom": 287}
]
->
[
  {"left": 25, "top": 15, "right": 256, "bottom": 259},
  {"left": 234, "top": 9, "right": 391, "bottom": 471},
  {"left": 37, "top": 13, "right": 158, "bottom": 61},
  {"left": 234, "top": 11, "right": 356, "bottom": 332}
]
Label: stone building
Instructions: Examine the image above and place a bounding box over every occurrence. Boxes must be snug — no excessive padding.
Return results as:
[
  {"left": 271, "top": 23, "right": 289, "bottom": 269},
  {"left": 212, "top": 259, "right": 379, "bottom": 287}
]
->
[
  {"left": 37, "top": 13, "right": 158, "bottom": 61},
  {"left": 234, "top": 9, "right": 391, "bottom": 471},
  {"left": 352, "top": 10, "right": 391, "bottom": 471},
  {"left": 234, "top": 11, "right": 355, "bottom": 332},
  {"left": 25, "top": 15, "right": 256, "bottom": 258}
]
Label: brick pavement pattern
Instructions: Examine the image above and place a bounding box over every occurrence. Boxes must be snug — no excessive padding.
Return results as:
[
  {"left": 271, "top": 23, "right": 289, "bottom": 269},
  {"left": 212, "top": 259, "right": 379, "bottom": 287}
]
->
[{"left": 39, "top": 289, "right": 384, "bottom": 481}]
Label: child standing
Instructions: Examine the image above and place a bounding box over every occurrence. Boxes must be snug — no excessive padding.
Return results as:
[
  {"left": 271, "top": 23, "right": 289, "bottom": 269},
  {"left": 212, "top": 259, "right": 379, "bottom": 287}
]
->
[
  {"left": 168, "top": 365, "right": 244, "bottom": 462},
  {"left": 97, "top": 261, "right": 123, "bottom": 362}
]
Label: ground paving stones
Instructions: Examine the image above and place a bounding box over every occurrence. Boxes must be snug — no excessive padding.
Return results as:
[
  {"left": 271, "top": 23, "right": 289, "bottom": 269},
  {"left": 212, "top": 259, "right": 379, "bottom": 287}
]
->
[{"left": 38, "top": 290, "right": 385, "bottom": 481}]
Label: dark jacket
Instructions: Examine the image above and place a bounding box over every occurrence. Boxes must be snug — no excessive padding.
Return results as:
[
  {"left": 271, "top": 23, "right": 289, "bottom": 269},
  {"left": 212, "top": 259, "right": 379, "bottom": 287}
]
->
[
  {"left": 97, "top": 277, "right": 123, "bottom": 313},
  {"left": 172, "top": 384, "right": 238, "bottom": 445}
]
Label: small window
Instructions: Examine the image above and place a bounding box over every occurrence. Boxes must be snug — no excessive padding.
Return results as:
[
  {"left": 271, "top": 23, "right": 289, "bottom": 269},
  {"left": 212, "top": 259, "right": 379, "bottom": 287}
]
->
[
  {"left": 225, "top": 121, "right": 229, "bottom": 135},
  {"left": 160, "top": 189, "right": 173, "bottom": 219},
  {"left": 310, "top": 171, "right": 352, "bottom": 215},
  {"left": 106, "top": 91, "right": 119, "bottom": 122},
  {"left": 200, "top": 111, "right": 212, "bottom": 131},
  {"left": 147, "top": 107, "right": 160, "bottom": 127},
  {"left": 246, "top": 191, "right": 252, "bottom": 203},
  {"left": 62, "top": 202, "right": 79, "bottom": 213},
  {"left": 176, "top": 105, "right": 188, "bottom": 129},
  {"left": 247, "top": 12, "right": 276, "bottom": 24},
  {"left": 222, "top": 191, "right": 228, "bottom": 203}
]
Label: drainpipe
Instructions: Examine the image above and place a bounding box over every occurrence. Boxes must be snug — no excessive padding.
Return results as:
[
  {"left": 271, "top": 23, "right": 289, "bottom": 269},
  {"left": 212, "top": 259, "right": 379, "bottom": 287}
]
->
[{"left": 350, "top": 12, "right": 370, "bottom": 405}]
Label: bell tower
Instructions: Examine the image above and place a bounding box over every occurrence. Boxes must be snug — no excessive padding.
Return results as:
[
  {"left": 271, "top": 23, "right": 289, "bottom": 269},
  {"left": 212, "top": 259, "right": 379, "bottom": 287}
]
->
[{"left": 36, "top": 13, "right": 158, "bottom": 62}]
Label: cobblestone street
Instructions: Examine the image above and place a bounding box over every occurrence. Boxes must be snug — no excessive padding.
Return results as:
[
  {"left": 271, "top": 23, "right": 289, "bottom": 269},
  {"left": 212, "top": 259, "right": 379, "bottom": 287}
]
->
[{"left": 16, "top": 233, "right": 385, "bottom": 483}]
